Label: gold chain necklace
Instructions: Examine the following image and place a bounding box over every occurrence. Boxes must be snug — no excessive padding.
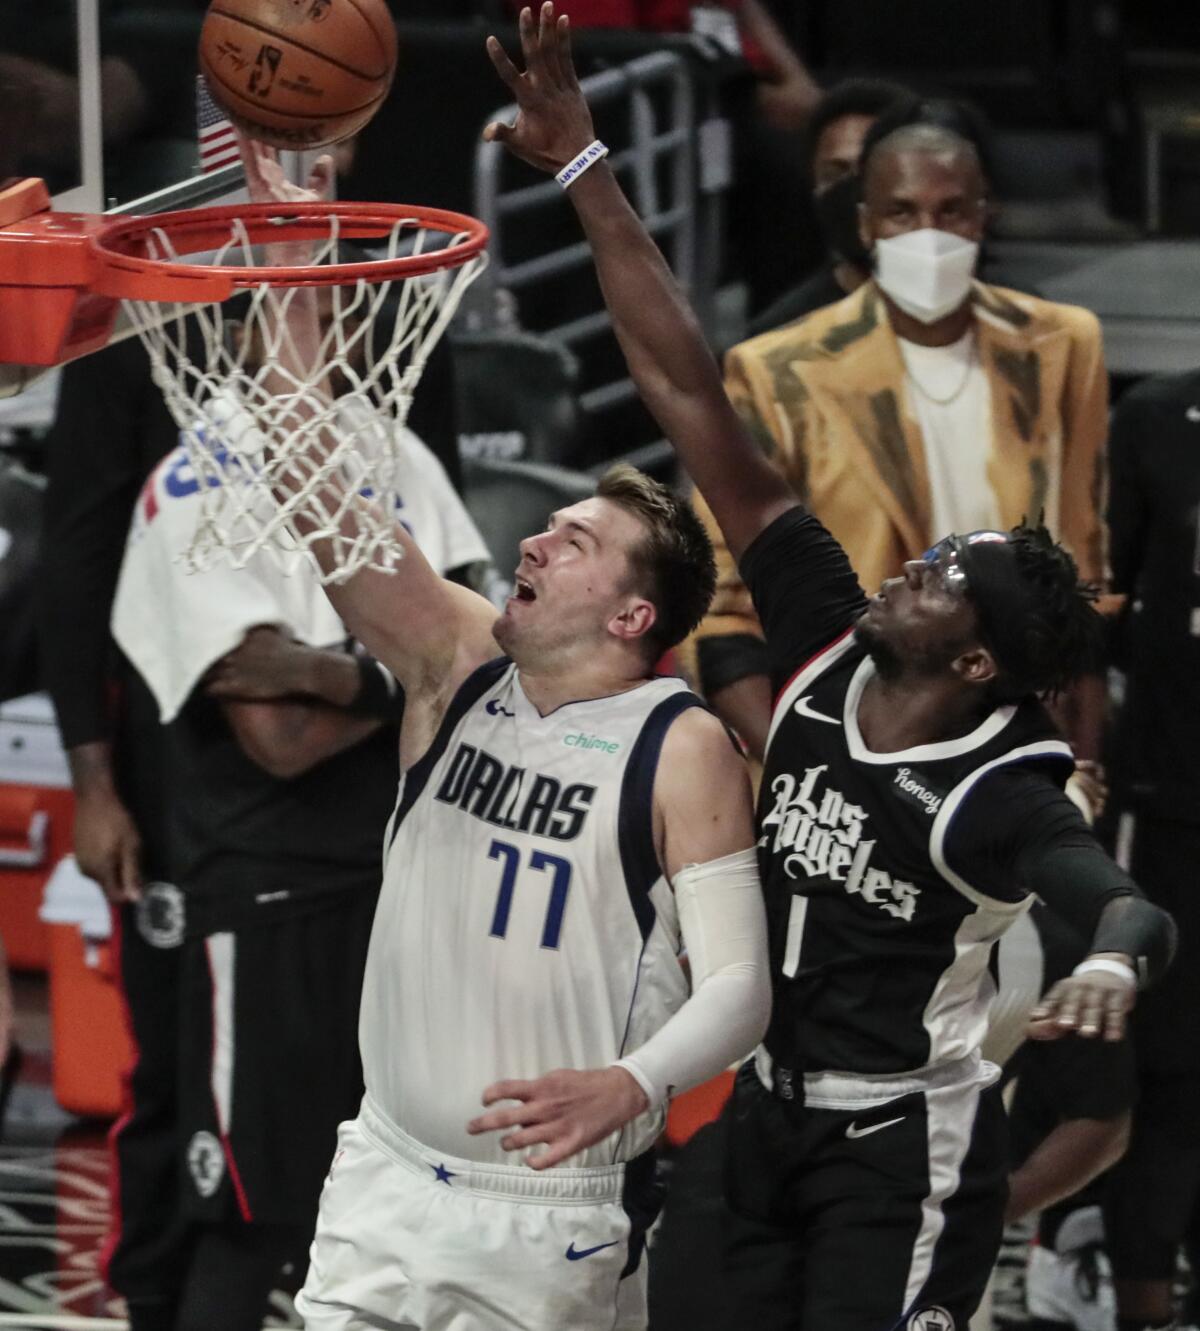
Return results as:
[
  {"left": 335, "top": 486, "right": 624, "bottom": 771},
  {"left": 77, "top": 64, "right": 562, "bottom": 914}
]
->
[{"left": 904, "top": 334, "right": 978, "bottom": 407}]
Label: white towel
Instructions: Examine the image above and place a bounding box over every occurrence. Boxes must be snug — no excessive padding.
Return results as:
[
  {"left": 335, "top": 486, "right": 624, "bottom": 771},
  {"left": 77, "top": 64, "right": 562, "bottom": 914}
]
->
[{"left": 111, "top": 401, "right": 488, "bottom": 724}]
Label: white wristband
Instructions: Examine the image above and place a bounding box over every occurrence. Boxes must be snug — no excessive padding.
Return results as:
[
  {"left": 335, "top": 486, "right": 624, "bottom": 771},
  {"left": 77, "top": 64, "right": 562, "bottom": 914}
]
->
[
  {"left": 1072, "top": 957, "right": 1137, "bottom": 987},
  {"left": 556, "top": 140, "right": 609, "bottom": 189}
]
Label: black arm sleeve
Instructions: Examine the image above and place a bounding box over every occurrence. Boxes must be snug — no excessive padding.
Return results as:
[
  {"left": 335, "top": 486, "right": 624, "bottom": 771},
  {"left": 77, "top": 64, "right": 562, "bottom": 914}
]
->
[
  {"left": 944, "top": 766, "right": 1176, "bottom": 985},
  {"left": 739, "top": 507, "right": 869, "bottom": 692},
  {"left": 38, "top": 340, "right": 179, "bottom": 748}
]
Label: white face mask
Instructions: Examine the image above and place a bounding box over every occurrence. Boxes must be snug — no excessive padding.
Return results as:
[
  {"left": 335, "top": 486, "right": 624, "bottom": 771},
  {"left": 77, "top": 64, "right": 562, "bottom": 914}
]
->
[{"left": 873, "top": 228, "right": 979, "bottom": 324}]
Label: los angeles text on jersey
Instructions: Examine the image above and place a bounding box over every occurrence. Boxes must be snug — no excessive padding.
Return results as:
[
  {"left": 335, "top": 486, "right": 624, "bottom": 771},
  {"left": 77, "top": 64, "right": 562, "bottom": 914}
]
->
[
  {"left": 760, "top": 762, "right": 919, "bottom": 922},
  {"left": 434, "top": 742, "right": 596, "bottom": 840}
]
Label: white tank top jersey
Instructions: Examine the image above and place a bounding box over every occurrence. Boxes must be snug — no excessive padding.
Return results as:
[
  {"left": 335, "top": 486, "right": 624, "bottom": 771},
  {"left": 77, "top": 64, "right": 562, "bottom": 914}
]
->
[{"left": 360, "top": 658, "right": 700, "bottom": 1168}]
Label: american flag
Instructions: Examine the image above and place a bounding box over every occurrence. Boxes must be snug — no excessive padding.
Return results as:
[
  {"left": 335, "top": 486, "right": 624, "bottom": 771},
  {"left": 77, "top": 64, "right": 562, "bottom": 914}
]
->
[{"left": 196, "top": 77, "right": 241, "bottom": 174}]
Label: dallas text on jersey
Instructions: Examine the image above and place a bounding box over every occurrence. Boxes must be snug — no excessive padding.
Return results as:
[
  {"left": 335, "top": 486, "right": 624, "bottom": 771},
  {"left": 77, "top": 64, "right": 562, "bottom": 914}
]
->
[{"left": 434, "top": 742, "right": 596, "bottom": 841}]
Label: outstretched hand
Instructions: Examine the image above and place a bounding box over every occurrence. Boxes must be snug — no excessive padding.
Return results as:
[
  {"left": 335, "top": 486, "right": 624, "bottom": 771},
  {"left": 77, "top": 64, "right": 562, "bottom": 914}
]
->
[
  {"left": 484, "top": 3, "right": 598, "bottom": 175},
  {"left": 1026, "top": 965, "right": 1135, "bottom": 1043},
  {"left": 239, "top": 132, "right": 335, "bottom": 207}
]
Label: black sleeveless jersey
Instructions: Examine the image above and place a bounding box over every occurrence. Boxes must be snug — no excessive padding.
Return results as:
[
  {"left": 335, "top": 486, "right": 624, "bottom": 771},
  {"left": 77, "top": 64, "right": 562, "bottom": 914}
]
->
[{"left": 742, "top": 509, "right": 1075, "bottom": 1077}]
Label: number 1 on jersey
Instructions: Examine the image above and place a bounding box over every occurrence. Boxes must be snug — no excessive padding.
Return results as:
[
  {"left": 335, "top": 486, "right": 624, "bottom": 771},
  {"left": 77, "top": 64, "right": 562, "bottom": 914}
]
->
[{"left": 487, "top": 840, "right": 573, "bottom": 949}]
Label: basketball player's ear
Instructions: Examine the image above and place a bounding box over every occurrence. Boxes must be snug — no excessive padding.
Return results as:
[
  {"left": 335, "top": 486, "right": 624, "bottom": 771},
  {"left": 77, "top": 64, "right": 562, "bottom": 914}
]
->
[
  {"left": 608, "top": 598, "right": 657, "bottom": 644},
  {"left": 952, "top": 645, "right": 998, "bottom": 688}
]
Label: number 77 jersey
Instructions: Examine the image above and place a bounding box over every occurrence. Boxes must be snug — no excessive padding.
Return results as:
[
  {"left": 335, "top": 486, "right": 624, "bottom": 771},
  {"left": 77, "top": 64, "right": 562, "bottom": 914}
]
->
[{"left": 361, "top": 657, "right": 701, "bottom": 1167}]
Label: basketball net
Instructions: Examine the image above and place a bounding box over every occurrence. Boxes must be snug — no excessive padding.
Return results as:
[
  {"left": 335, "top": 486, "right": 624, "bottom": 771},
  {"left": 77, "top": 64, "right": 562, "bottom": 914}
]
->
[{"left": 123, "top": 212, "right": 486, "bottom": 584}]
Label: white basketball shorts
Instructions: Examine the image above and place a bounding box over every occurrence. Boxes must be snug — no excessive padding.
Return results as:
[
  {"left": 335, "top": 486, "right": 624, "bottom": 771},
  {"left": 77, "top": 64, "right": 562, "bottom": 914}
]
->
[{"left": 296, "top": 1097, "right": 656, "bottom": 1331}]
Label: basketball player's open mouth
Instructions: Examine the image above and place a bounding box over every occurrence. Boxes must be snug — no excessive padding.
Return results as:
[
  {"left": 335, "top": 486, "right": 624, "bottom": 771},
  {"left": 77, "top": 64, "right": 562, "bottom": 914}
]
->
[{"left": 513, "top": 577, "right": 537, "bottom": 603}]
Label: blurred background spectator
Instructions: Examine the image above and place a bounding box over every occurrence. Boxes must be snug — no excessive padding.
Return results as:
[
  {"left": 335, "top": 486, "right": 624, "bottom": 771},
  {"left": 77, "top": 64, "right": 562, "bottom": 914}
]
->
[
  {"left": 684, "top": 112, "right": 1109, "bottom": 770},
  {"left": 1102, "top": 365, "right": 1200, "bottom": 1331}
]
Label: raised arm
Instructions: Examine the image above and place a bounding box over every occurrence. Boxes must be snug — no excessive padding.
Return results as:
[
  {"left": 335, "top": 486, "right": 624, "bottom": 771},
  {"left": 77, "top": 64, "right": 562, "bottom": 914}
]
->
[
  {"left": 484, "top": 4, "right": 796, "bottom": 562},
  {"left": 237, "top": 139, "right": 498, "bottom": 700}
]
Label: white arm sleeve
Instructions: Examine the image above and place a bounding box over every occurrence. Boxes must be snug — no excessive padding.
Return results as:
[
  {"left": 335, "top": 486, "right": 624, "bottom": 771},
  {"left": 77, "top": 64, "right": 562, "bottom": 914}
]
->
[{"left": 613, "top": 847, "right": 770, "bottom": 1110}]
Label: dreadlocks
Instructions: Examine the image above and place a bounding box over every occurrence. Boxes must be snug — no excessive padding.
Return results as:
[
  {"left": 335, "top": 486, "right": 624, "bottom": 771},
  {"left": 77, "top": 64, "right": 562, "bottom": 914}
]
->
[{"left": 986, "top": 522, "right": 1103, "bottom": 703}]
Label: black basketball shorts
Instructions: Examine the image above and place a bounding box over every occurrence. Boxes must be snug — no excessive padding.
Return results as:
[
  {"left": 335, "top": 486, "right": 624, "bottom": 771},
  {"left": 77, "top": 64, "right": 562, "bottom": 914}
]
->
[
  {"left": 722, "top": 1059, "right": 1008, "bottom": 1331},
  {"left": 177, "top": 887, "right": 377, "bottom": 1227}
]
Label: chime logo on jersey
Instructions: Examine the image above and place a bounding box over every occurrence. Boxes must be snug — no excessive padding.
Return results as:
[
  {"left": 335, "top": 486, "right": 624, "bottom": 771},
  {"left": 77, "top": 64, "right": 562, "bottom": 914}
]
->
[
  {"left": 760, "top": 763, "right": 920, "bottom": 922},
  {"left": 434, "top": 742, "right": 597, "bottom": 840}
]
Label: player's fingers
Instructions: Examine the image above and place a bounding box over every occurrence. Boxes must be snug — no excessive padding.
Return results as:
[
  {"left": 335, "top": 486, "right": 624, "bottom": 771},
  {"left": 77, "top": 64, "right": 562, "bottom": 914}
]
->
[
  {"left": 527, "top": 1131, "right": 584, "bottom": 1170},
  {"left": 118, "top": 833, "right": 142, "bottom": 905},
  {"left": 1024, "top": 1014, "right": 1066, "bottom": 1041},
  {"left": 559, "top": 15, "right": 581, "bottom": 90},
  {"left": 1103, "top": 995, "right": 1129, "bottom": 1042},
  {"left": 480, "top": 1079, "right": 536, "bottom": 1106},
  {"left": 540, "top": 3, "right": 564, "bottom": 84},
  {"left": 308, "top": 154, "right": 335, "bottom": 199},
  {"left": 485, "top": 35, "right": 522, "bottom": 90},
  {"left": 94, "top": 852, "right": 124, "bottom": 904},
  {"left": 1053, "top": 990, "right": 1082, "bottom": 1030},
  {"left": 1077, "top": 993, "right": 1106, "bottom": 1037},
  {"left": 237, "top": 131, "right": 266, "bottom": 190},
  {"left": 500, "top": 1119, "right": 562, "bottom": 1152},
  {"left": 518, "top": 6, "right": 538, "bottom": 73},
  {"left": 482, "top": 119, "right": 515, "bottom": 145},
  {"left": 467, "top": 1106, "right": 528, "bottom": 1134},
  {"left": 1028, "top": 984, "right": 1062, "bottom": 1024}
]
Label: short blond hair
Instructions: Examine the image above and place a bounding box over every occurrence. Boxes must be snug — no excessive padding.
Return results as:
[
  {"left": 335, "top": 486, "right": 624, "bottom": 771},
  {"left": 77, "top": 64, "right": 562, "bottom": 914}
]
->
[{"left": 595, "top": 464, "right": 716, "bottom": 657}]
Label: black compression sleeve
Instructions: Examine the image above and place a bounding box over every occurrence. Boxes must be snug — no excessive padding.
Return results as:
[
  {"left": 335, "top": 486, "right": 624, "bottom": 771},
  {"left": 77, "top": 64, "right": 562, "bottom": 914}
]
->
[
  {"left": 945, "top": 767, "right": 1176, "bottom": 987},
  {"left": 739, "top": 508, "right": 868, "bottom": 689},
  {"left": 1090, "top": 894, "right": 1177, "bottom": 989}
]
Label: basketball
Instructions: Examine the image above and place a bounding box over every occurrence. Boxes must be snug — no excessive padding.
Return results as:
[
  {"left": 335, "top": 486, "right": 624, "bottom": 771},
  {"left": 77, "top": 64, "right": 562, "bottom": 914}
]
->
[{"left": 199, "top": 0, "right": 398, "bottom": 151}]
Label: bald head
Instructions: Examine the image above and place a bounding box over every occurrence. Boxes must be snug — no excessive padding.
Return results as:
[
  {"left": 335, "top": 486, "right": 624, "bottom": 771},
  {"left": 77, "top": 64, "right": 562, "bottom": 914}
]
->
[
  {"left": 857, "top": 123, "right": 988, "bottom": 256},
  {"left": 862, "top": 123, "right": 985, "bottom": 196}
]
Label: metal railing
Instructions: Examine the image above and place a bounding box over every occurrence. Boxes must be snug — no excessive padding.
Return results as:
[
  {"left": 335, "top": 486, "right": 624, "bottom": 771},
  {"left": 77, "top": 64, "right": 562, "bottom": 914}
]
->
[{"left": 473, "top": 52, "right": 727, "bottom": 470}]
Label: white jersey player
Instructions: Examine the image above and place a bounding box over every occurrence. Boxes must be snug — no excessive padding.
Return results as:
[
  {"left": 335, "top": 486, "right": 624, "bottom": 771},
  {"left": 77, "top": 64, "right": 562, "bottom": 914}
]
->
[{"left": 235, "top": 145, "right": 771, "bottom": 1331}]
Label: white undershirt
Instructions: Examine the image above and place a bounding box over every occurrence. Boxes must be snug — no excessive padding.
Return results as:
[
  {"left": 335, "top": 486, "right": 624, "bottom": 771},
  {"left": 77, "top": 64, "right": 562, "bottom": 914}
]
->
[{"left": 899, "top": 329, "right": 998, "bottom": 540}]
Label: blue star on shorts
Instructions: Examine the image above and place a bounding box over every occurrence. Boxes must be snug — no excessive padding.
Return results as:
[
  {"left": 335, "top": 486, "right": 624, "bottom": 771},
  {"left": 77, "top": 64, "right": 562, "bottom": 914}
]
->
[{"left": 432, "top": 1162, "right": 457, "bottom": 1185}]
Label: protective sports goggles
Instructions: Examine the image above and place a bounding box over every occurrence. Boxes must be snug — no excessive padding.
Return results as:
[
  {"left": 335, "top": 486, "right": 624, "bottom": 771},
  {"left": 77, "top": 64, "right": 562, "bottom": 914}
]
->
[{"left": 921, "top": 531, "right": 1010, "bottom": 595}]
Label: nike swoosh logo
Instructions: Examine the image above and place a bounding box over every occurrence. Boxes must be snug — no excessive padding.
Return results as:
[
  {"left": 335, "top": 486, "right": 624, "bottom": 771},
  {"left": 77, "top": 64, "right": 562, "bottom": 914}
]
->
[
  {"left": 845, "top": 1115, "right": 906, "bottom": 1139},
  {"left": 565, "top": 1240, "right": 619, "bottom": 1261},
  {"left": 1187, "top": 405, "right": 1200, "bottom": 423},
  {"left": 793, "top": 695, "right": 840, "bottom": 726}
]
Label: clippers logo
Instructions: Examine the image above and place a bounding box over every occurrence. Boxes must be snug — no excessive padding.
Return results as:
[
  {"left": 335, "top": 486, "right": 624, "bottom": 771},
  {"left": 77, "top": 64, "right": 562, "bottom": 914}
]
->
[
  {"left": 187, "top": 1131, "right": 225, "bottom": 1199},
  {"left": 907, "top": 1309, "right": 955, "bottom": 1331},
  {"left": 136, "top": 882, "right": 186, "bottom": 949},
  {"left": 249, "top": 45, "right": 283, "bottom": 96}
]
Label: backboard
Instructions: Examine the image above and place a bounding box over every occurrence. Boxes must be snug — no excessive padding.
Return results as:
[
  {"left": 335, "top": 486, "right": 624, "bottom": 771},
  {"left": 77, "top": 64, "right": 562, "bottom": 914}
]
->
[{"left": 0, "top": 0, "right": 319, "bottom": 404}]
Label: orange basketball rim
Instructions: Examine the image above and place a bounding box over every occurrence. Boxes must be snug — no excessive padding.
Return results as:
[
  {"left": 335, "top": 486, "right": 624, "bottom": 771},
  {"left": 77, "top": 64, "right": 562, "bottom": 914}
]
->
[{"left": 0, "top": 176, "right": 490, "bottom": 369}]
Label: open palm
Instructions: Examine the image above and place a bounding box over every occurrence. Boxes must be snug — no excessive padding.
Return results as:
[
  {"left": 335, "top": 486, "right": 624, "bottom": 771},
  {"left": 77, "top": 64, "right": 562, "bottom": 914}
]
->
[{"left": 483, "top": 3, "right": 598, "bottom": 175}]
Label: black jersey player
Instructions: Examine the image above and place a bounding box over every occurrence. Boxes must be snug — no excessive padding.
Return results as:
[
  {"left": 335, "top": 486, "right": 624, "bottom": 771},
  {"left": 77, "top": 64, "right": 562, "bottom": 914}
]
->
[{"left": 484, "top": 9, "right": 1176, "bottom": 1328}]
